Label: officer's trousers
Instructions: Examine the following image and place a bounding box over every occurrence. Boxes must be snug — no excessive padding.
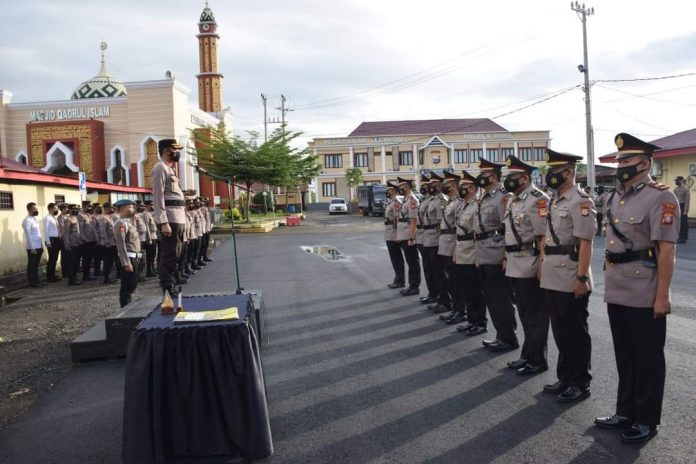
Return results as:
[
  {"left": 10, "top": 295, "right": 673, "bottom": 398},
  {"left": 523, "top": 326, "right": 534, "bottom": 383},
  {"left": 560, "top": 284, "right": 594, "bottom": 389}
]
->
[
  {"left": 478, "top": 264, "right": 517, "bottom": 346},
  {"left": 66, "top": 248, "right": 80, "bottom": 284},
  {"left": 26, "top": 248, "right": 43, "bottom": 285},
  {"left": 119, "top": 257, "right": 139, "bottom": 308},
  {"left": 60, "top": 241, "right": 68, "bottom": 279},
  {"left": 546, "top": 289, "right": 592, "bottom": 388},
  {"left": 158, "top": 223, "right": 184, "bottom": 289},
  {"left": 102, "top": 246, "right": 116, "bottom": 282},
  {"left": 419, "top": 245, "right": 439, "bottom": 298},
  {"left": 678, "top": 203, "right": 688, "bottom": 241},
  {"left": 510, "top": 277, "right": 548, "bottom": 367},
  {"left": 608, "top": 304, "right": 666, "bottom": 426},
  {"left": 400, "top": 240, "right": 421, "bottom": 289},
  {"left": 386, "top": 240, "right": 405, "bottom": 285},
  {"left": 436, "top": 253, "right": 456, "bottom": 308},
  {"left": 451, "top": 263, "right": 486, "bottom": 326},
  {"left": 93, "top": 245, "right": 103, "bottom": 275},
  {"left": 46, "top": 237, "right": 61, "bottom": 280},
  {"left": 81, "top": 241, "right": 95, "bottom": 278}
]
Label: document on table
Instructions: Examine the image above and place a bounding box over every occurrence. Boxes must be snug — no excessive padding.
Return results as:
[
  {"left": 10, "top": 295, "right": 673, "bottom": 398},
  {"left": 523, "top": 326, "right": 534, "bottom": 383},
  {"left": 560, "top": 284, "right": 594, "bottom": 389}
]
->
[{"left": 173, "top": 307, "right": 239, "bottom": 324}]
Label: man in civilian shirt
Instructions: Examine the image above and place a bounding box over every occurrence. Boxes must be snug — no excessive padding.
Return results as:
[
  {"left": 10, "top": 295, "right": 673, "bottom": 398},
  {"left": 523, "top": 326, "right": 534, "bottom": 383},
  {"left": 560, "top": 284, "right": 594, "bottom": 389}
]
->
[
  {"left": 43, "top": 202, "right": 61, "bottom": 282},
  {"left": 23, "top": 202, "right": 44, "bottom": 288}
]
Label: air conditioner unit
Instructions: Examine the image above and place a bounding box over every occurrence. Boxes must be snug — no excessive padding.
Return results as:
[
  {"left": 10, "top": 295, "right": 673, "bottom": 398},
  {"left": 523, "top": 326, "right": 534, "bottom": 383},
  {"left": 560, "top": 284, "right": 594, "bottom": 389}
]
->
[
  {"left": 651, "top": 160, "right": 663, "bottom": 177},
  {"left": 689, "top": 163, "right": 696, "bottom": 176}
]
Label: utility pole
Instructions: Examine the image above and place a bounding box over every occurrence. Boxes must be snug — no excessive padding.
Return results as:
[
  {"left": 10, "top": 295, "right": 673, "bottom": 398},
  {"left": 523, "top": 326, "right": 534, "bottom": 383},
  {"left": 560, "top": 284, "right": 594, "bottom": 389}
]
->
[
  {"left": 261, "top": 93, "right": 268, "bottom": 142},
  {"left": 280, "top": 94, "right": 287, "bottom": 136},
  {"left": 571, "top": 1, "right": 595, "bottom": 190}
]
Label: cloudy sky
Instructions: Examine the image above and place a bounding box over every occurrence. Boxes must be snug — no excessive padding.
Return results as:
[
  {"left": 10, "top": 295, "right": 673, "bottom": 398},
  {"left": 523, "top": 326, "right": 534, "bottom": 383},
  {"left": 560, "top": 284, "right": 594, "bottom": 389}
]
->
[{"left": 2, "top": 0, "right": 696, "bottom": 160}]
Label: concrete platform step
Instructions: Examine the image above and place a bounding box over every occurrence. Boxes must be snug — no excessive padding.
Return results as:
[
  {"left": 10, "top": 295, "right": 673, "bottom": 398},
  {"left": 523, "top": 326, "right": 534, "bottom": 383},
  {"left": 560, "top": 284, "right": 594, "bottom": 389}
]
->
[{"left": 69, "top": 322, "right": 116, "bottom": 364}]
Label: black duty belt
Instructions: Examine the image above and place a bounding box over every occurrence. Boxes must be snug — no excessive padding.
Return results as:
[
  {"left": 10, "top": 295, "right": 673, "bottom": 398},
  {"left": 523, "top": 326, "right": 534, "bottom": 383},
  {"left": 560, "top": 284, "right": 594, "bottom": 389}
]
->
[
  {"left": 456, "top": 232, "right": 475, "bottom": 241},
  {"left": 421, "top": 224, "right": 438, "bottom": 230},
  {"left": 385, "top": 219, "right": 395, "bottom": 225},
  {"left": 505, "top": 243, "right": 539, "bottom": 255},
  {"left": 475, "top": 228, "right": 504, "bottom": 241},
  {"left": 440, "top": 227, "right": 456, "bottom": 235},
  {"left": 544, "top": 245, "right": 578, "bottom": 261},
  {"left": 605, "top": 248, "right": 657, "bottom": 265},
  {"left": 416, "top": 225, "right": 423, "bottom": 229},
  {"left": 164, "top": 200, "right": 185, "bottom": 207}
]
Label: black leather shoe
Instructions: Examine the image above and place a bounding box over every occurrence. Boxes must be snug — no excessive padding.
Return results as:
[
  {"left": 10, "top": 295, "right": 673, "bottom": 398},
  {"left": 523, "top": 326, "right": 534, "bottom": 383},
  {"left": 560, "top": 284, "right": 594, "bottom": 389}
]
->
[
  {"left": 482, "top": 338, "right": 500, "bottom": 347},
  {"left": 68, "top": 281, "right": 82, "bottom": 286},
  {"left": 29, "top": 283, "right": 44, "bottom": 288},
  {"left": 388, "top": 282, "right": 405, "bottom": 289},
  {"left": 446, "top": 312, "right": 467, "bottom": 325},
  {"left": 487, "top": 341, "right": 519, "bottom": 353},
  {"left": 439, "top": 310, "right": 457, "bottom": 321},
  {"left": 507, "top": 358, "right": 528, "bottom": 369},
  {"left": 400, "top": 287, "right": 419, "bottom": 296},
  {"left": 557, "top": 386, "right": 590, "bottom": 403},
  {"left": 197, "top": 261, "right": 207, "bottom": 267},
  {"left": 456, "top": 322, "right": 473, "bottom": 332},
  {"left": 465, "top": 325, "right": 487, "bottom": 336},
  {"left": 517, "top": 363, "right": 548, "bottom": 376},
  {"left": 82, "top": 276, "right": 96, "bottom": 281},
  {"left": 594, "top": 415, "right": 632, "bottom": 430},
  {"left": 203, "top": 257, "right": 213, "bottom": 262},
  {"left": 543, "top": 381, "right": 566, "bottom": 394},
  {"left": 430, "top": 304, "right": 451, "bottom": 314},
  {"left": 420, "top": 295, "right": 436, "bottom": 303},
  {"left": 621, "top": 424, "right": 657, "bottom": 444}
]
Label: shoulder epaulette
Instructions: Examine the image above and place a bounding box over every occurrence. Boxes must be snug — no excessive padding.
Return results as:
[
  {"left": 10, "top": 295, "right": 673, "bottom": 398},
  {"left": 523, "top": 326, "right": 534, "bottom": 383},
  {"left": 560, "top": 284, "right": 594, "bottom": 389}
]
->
[
  {"left": 648, "top": 182, "right": 669, "bottom": 191},
  {"left": 578, "top": 190, "right": 590, "bottom": 198},
  {"left": 531, "top": 189, "right": 543, "bottom": 198}
]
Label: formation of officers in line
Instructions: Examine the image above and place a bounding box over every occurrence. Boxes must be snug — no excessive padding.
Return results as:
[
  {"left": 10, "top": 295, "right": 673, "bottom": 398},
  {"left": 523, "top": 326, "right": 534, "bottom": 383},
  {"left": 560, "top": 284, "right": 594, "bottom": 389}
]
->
[{"left": 383, "top": 132, "right": 680, "bottom": 444}]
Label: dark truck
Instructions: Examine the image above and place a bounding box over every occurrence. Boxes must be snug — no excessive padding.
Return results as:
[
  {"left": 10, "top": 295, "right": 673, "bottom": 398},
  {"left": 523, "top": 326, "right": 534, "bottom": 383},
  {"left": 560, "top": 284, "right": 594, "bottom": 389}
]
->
[{"left": 357, "top": 185, "right": 388, "bottom": 216}]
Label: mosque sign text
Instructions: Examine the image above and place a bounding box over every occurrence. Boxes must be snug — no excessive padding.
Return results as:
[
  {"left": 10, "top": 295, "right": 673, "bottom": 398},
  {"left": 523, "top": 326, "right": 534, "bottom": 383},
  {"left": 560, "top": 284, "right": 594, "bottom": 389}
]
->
[{"left": 29, "top": 106, "right": 111, "bottom": 122}]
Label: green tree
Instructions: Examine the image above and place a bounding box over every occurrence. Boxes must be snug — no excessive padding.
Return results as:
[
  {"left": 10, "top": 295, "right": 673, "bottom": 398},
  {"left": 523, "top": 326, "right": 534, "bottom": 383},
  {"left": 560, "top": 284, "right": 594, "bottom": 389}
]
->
[{"left": 345, "top": 167, "right": 364, "bottom": 207}]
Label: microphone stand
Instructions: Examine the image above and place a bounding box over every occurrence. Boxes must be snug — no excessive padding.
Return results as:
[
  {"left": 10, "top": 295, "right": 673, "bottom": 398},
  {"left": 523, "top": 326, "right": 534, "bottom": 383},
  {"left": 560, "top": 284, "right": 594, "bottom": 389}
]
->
[{"left": 193, "top": 165, "right": 243, "bottom": 295}]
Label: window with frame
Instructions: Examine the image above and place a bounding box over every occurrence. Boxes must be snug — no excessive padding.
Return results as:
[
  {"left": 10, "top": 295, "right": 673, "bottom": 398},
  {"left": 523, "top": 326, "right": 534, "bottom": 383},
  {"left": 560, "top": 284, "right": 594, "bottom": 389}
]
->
[
  {"left": 534, "top": 147, "right": 546, "bottom": 161},
  {"left": 501, "top": 148, "right": 515, "bottom": 160},
  {"left": 54, "top": 194, "right": 66, "bottom": 204},
  {"left": 322, "top": 182, "right": 336, "bottom": 197},
  {"left": 469, "top": 148, "right": 483, "bottom": 163},
  {"left": 485, "top": 148, "right": 499, "bottom": 162},
  {"left": 0, "top": 191, "right": 14, "bottom": 210},
  {"left": 519, "top": 147, "right": 533, "bottom": 161},
  {"left": 453, "top": 149, "right": 468, "bottom": 164},
  {"left": 17, "top": 154, "right": 27, "bottom": 165},
  {"left": 398, "top": 151, "right": 413, "bottom": 166},
  {"left": 354, "top": 153, "right": 368, "bottom": 168},
  {"left": 324, "top": 154, "right": 343, "bottom": 169}
]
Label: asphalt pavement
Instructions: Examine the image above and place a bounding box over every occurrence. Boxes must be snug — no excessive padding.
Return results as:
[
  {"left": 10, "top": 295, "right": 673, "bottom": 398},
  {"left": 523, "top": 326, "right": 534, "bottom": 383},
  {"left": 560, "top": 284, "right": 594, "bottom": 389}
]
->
[{"left": 1, "top": 212, "right": 695, "bottom": 463}]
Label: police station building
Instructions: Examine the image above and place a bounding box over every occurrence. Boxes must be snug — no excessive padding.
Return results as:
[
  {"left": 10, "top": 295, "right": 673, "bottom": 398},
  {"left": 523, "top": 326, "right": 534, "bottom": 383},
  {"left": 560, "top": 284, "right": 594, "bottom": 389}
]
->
[{"left": 310, "top": 119, "right": 551, "bottom": 202}]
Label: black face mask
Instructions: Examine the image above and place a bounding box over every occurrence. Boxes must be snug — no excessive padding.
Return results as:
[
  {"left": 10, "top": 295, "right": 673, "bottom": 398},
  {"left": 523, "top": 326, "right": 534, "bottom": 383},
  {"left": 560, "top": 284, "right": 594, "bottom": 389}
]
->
[
  {"left": 171, "top": 151, "right": 181, "bottom": 162},
  {"left": 477, "top": 175, "right": 491, "bottom": 188},
  {"left": 85, "top": 208, "right": 93, "bottom": 214},
  {"left": 52, "top": 210, "right": 59, "bottom": 216},
  {"left": 398, "top": 188, "right": 405, "bottom": 195},
  {"left": 137, "top": 207, "right": 145, "bottom": 213},
  {"left": 428, "top": 185, "right": 437, "bottom": 195},
  {"left": 31, "top": 210, "right": 39, "bottom": 216},
  {"left": 545, "top": 170, "right": 567, "bottom": 189},
  {"left": 503, "top": 178, "right": 520, "bottom": 193},
  {"left": 616, "top": 163, "right": 647, "bottom": 183},
  {"left": 676, "top": 181, "right": 682, "bottom": 186},
  {"left": 419, "top": 187, "right": 427, "bottom": 195},
  {"left": 71, "top": 209, "right": 79, "bottom": 216},
  {"left": 458, "top": 187, "right": 470, "bottom": 197},
  {"left": 441, "top": 184, "right": 452, "bottom": 195}
]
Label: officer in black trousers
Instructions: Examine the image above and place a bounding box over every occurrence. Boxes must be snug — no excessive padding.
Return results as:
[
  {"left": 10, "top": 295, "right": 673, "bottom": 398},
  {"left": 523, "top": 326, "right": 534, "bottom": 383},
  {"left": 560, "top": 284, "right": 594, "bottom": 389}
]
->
[
  {"left": 594, "top": 133, "right": 679, "bottom": 444},
  {"left": 395, "top": 177, "right": 420, "bottom": 296},
  {"left": 384, "top": 181, "right": 405, "bottom": 288},
  {"left": 416, "top": 174, "right": 437, "bottom": 302}
]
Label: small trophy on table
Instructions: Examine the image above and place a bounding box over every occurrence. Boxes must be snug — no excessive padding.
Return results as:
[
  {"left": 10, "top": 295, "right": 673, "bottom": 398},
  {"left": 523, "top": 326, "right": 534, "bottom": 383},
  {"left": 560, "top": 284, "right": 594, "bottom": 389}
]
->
[{"left": 160, "top": 290, "right": 175, "bottom": 315}]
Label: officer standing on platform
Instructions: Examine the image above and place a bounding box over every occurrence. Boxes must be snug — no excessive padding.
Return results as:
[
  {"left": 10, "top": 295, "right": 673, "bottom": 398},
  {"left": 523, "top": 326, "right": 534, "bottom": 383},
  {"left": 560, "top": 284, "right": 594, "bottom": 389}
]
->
[
  {"left": 674, "top": 176, "right": 690, "bottom": 243},
  {"left": 424, "top": 172, "right": 446, "bottom": 309},
  {"left": 475, "top": 158, "right": 518, "bottom": 352},
  {"left": 594, "top": 133, "right": 679, "bottom": 444},
  {"left": 540, "top": 149, "right": 596, "bottom": 403},
  {"left": 385, "top": 181, "right": 405, "bottom": 288},
  {"left": 437, "top": 172, "right": 463, "bottom": 324},
  {"left": 152, "top": 139, "right": 187, "bottom": 295},
  {"left": 453, "top": 171, "right": 487, "bottom": 336},
  {"left": 113, "top": 199, "right": 142, "bottom": 308},
  {"left": 396, "top": 177, "right": 420, "bottom": 296},
  {"left": 416, "top": 175, "right": 437, "bottom": 303},
  {"left": 503, "top": 155, "right": 550, "bottom": 375}
]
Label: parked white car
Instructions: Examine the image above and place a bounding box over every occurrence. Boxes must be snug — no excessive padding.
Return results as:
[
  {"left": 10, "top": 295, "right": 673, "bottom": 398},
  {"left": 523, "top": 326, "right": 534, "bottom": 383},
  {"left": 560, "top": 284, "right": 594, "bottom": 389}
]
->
[{"left": 328, "top": 198, "right": 348, "bottom": 215}]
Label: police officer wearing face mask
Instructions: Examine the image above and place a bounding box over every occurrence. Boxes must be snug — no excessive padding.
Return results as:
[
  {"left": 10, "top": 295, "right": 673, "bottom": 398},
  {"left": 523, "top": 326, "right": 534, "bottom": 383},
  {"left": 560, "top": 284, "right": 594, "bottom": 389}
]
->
[
  {"left": 594, "top": 133, "right": 679, "bottom": 444},
  {"left": 475, "top": 158, "right": 518, "bottom": 353},
  {"left": 424, "top": 172, "right": 446, "bottom": 310},
  {"left": 416, "top": 174, "right": 438, "bottom": 303},
  {"left": 395, "top": 176, "right": 421, "bottom": 296},
  {"left": 437, "top": 172, "right": 464, "bottom": 324},
  {"left": 540, "top": 149, "right": 596, "bottom": 403},
  {"left": 385, "top": 181, "right": 406, "bottom": 288},
  {"left": 152, "top": 138, "right": 187, "bottom": 296},
  {"left": 113, "top": 199, "right": 142, "bottom": 307},
  {"left": 503, "top": 155, "right": 550, "bottom": 375}
]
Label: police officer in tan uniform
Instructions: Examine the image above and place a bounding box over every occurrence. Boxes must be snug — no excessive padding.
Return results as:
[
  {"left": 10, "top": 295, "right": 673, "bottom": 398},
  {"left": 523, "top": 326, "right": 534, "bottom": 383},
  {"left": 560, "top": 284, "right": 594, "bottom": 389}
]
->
[
  {"left": 152, "top": 139, "right": 187, "bottom": 294},
  {"left": 143, "top": 200, "right": 159, "bottom": 277},
  {"left": 453, "top": 171, "right": 487, "bottom": 335},
  {"left": 78, "top": 201, "right": 97, "bottom": 281},
  {"left": 113, "top": 199, "right": 142, "bottom": 308},
  {"left": 674, "top": 176, "right": 690, "bottom": 243},
  {"left": 594, "top": 134, "right": 679, "bottom": 444},
  {"left": 416, "top": 175, "right": 437, "bottom": 303},
  {"left": 437, "top": 172, "right": 462, "bottom": 323},
  {"left": 97, "top": 203, "right": 116, "bottom": 284},
  {"left": 423, "top": 173, "right": 445, "bottom": 306},
  {"left": 540, "top": 149, "right": 596, "bottom": 403},
  {"left": 475, "top": 158, "right": 518, "bottom": 352},
  {"left": 385, "top": 181, "right": 405, "bottom": 288},
  {"left": 63, "top": 204, "right": 82, "bottom": 286},
  {"left": 503, "top": 155, "right": 550, "bottom": 375},
  {"left": 396, "top": 177, "right": 420, "bottom": 296}
]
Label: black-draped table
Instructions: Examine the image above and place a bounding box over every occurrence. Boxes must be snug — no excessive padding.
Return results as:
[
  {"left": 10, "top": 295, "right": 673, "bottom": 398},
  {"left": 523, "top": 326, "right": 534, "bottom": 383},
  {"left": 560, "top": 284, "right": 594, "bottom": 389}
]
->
[{"left": 122, "top": 293, "right": 273, "bottom": 463}]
